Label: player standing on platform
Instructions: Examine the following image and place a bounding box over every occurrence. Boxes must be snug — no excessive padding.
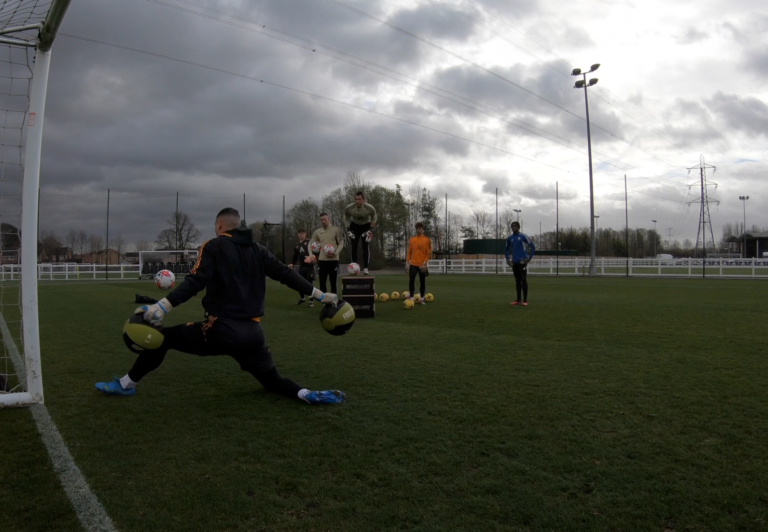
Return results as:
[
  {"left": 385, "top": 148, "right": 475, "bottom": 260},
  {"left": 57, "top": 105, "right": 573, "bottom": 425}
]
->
[
  {"left": 308, "top": 213, "right": 344, "bottom": 294},
  {"left": 288, "top": 229, "right": 316, "bottom": 307},
  {"left": 95, "top": 208, "right": 345, "bottom": 404},
  {"left": 406, "top": 222, "right": 432, "bottom": 305},
  {"left": 344, "top": 191, "right": 377, "bottom": 275},
  {"left": 505, "top": 221, "right": 536, "bottom": 307}
]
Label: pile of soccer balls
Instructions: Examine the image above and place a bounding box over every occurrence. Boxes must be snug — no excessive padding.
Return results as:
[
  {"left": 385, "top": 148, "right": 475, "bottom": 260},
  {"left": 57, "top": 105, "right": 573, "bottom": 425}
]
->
[{"left": 374, "top": 291, "right": 434, "bottom": 308}]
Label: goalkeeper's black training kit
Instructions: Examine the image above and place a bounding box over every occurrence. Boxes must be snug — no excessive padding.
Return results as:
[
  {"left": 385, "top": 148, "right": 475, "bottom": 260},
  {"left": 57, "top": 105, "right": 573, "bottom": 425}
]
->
[{"left": 127, "top": 225, "right": 316, "bottom": 398}]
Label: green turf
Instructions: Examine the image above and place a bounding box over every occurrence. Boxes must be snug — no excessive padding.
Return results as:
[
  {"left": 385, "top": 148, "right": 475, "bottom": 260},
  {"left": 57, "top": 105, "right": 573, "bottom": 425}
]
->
[{"left": 3, "top": 276, "right": 768, "bottom": 531}]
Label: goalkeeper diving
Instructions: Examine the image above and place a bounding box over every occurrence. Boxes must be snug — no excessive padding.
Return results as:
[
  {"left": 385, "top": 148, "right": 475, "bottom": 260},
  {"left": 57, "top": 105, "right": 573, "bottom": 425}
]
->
[{"left": 95, "top": 208, "right": 346, "bottom": 405}]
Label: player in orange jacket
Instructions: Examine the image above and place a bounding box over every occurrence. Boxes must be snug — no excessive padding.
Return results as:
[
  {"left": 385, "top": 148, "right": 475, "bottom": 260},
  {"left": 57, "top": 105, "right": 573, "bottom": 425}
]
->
[{"left": 406, "top": 222, "right": 432, "bottom": 305}]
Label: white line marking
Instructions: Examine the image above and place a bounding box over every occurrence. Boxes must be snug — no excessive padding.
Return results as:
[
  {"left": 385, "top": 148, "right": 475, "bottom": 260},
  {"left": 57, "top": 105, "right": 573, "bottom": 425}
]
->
[{"left": 0, "top": 312, "right": 117, "bottom": 532}]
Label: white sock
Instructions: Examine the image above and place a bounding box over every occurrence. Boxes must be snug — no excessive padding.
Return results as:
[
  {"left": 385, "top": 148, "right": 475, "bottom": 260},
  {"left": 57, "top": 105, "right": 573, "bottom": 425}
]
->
[
  {"left": 120, "top": 374, "right": 137, "bottom": 389},
  {"left": 297, "top": 388, "right": 310, "bottom": 401}
]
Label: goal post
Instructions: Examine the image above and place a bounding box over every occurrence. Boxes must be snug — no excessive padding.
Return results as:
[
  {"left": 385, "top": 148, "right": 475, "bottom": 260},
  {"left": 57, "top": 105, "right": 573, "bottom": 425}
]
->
[{"left": 0, "top": 0, "right": 71, "bottom": 407}]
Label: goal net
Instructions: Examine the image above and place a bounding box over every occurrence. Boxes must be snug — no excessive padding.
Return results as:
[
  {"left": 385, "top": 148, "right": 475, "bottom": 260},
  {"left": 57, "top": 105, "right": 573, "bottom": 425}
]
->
[
  {"left": 0, "top": 0, "right": 71, "bottom": 407},
  {"left": 139, "top": 250, "right": 199, "bottom": 280}
]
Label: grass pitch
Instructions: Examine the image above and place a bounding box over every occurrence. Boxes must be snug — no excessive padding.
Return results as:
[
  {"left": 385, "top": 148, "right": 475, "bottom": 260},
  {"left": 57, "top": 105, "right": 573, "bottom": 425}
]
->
[{"left": 3, "top": 275, "right": 768, "bottom": 531}]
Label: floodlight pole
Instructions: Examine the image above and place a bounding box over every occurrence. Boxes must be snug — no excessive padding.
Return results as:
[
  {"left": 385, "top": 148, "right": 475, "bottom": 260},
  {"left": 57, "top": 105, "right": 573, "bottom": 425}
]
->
[
  {"left": 739, "top": 195, "right": 749, "bottom": 258},
  {"left": 572, "top": 64, "right": 600, "bottom": 276},
  {"left": 652, "top": 219, "right": 657, "bottom": 257},
  {"left": 513, "top": 209, "right": 521, "bottom": 222}
]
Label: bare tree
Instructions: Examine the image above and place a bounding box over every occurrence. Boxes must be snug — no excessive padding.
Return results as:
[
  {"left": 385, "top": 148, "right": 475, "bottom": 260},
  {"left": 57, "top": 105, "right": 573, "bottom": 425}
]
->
[
  {"left": 500, "top": 208, "right": 516, "bottom": 236},
  {"left": 39, "top": 230, "right": 62, "bottom": 262},
  {"left": 286, "top": 198, "right": 322, "bottom": 236},
  {"left": 65, "top": 228, "right": 78, "bottom": 256},
  {"left": 88, "top": 234, "right": 103, "bottom": 262},
  {"left": 112, "top": 233, "right": 126, "bottom": 262},
  {"left": 134, "top": 240, "right": 152, "bottom": 252},
  {"left": 471, "top": 208, "right": 493, "bottom": 238},
  {"left": 76, "top": 230, "right": 88, "bottom": 257},
  {"left": 156, "top": 211, "right": 201, "bottom": 250}
]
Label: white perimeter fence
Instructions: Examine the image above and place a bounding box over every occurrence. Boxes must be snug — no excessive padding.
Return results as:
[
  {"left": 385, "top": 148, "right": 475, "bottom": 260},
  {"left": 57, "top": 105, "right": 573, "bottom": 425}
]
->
[
  {"left": 1, "top": 258, "right": 768, "bottom": 280},
  {"left": 0, "top": 264, "right": 143, "bottom": 281},
  {"left": 427, "top": 257, "right": 768, "bottom": 279}
]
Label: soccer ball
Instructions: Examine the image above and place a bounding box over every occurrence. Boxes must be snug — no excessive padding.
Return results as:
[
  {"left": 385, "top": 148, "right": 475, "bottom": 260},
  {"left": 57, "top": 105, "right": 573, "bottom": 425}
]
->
[
  {"left": 310, "top": 241, "right": 322, "bottom": 254},
  {"left": 391, "top": 291, "right": 400, "bottom": 300},
  {"left": 347, "top": 262, "right": 360, "bottom": 275},
  {"left": 402, "top": 291, "right": 410, "bottom": 299},
  {"left": 425, "top": 293, "right": 434, "bottom": 302},
  {"left": 155, "top": 269, "right": 175, "bottom": 290},
  {"left": 319, "top": 300, "right": 355, "bottom": 336},
  {"left": 379, "top": 293, "right": 389, "bottom": 302},
  {"left": 322, "top": 244, "right": 335, "bottom": 255},
  {"left": 373, "top": 293, "right": 378, "bottom": 301},
  {"left": 414, "top": 294, "right": 422, "bottom": 303},
  {"left": 123, "top": 313, "right": 165, "bottom": 354},
  {"left": 403, "top": 299, "right": 414, "bottom": 310}
]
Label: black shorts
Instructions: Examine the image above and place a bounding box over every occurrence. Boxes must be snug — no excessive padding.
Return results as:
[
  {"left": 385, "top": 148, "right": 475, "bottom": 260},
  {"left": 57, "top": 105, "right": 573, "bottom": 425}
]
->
[
  {"left": 299, "top": 265, "right": 315, "bottom": 282},
  {"left": 166, "top": 316, "right": 274, "bottom": 373}
]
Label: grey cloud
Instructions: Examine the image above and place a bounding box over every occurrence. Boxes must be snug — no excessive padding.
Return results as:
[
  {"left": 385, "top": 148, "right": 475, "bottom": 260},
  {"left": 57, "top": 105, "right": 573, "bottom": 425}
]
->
[
  {"left": 707, "top": 92, "right": 768, "bottom": 136},
  {"left": 677, "top": 28, "right": 708, "bottom": 45}
]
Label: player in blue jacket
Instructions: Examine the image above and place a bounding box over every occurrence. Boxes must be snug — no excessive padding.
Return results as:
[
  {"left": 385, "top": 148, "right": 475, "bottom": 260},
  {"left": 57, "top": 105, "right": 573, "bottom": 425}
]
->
[{"left": 504, "top": 221, "right": 535, "bottom": 306}]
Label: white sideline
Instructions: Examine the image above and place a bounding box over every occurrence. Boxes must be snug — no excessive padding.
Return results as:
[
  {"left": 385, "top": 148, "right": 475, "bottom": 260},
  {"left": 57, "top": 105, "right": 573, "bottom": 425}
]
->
[{"left": 0, "top": 312, "right": 117, "bottom": 532}]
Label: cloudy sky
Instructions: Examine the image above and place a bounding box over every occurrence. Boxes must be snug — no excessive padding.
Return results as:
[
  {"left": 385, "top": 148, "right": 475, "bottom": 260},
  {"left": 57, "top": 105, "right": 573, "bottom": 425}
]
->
[{"left": 32, "top": 0, "right": 768, "bottom": 246}]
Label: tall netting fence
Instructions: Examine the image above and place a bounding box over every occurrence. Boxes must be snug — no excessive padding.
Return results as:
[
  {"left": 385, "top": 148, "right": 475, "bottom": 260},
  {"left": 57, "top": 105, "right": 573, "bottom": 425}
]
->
[{"left": 36, "top": 190, "right": 291, "bottom": 278}]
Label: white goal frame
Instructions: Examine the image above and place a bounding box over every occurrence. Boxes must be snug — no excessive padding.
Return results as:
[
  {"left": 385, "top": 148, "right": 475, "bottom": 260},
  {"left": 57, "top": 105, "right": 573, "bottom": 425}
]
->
[{"left": 0, "top": 0, "right": 71, "bottom": 407}]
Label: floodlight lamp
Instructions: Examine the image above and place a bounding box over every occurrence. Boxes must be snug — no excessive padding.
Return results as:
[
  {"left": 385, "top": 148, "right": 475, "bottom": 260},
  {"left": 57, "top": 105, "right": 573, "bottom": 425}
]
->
[
  {"left": 588, "top": 78, "right": 599, "bottom": 86},
  {"left": 571, "top": 68, "right": 582, "bottom": 76},
  {"left": 574, "top": 80, "right": 586, "bottom": 88},
  {"left": 590, "top": 63, "right": 601, "bottom": 72}
]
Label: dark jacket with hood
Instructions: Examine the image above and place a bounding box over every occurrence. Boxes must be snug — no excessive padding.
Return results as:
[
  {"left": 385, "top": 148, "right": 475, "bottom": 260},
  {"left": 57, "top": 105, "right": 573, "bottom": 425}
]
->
[{"left": 166, "top": 225, "right": 313, "bottom": 320}]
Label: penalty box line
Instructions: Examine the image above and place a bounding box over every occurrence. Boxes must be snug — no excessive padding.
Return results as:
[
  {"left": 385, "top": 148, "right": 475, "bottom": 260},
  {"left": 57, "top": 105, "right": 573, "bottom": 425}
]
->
[{"left": 0, "top": 311, "right": 117, "bottom": 532}]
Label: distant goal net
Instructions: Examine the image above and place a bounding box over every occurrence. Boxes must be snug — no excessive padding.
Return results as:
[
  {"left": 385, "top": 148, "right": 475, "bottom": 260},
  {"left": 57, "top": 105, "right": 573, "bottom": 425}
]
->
[
  {"left": 0, "top": 0, "right": 71, "bottom": 407},
  {"left": 139, "top": 250, "right": 200, "bottom": 280}
]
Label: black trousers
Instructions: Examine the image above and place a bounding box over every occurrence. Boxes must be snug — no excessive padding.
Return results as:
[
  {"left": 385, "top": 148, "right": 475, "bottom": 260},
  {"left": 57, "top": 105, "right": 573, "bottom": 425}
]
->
[
  {"left": 127, "top": 317, "right": 302, "bottom": 399},
  {"left": 408, "top": 265, "right": 426, "bottom": 297},
  {"left": 296, "top": 266, "right": 315, "bottom": 299},
  {"left": 512, "top": 262, "right": 529, "bottom": 302},
  {"left": 318, "top": 260, "right": 339, "bottom": 294},
  {"left": 349, "top": 222, "right": 371, "bottom": 269}
]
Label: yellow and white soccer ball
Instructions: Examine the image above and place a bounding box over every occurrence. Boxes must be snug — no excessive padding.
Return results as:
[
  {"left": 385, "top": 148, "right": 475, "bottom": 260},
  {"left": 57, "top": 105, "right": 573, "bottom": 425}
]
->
[
  {"left": 391, "top": 291, "right": 400, "bottom": 300},
  {"left": 373, "top": 293, "right": 378, "bottom": 301},
  {"left": 379, "top": 293, "right": 389, "bottom": 302},
  {"left": 424, "top": 293, "right": 434, "bottom": 302},
  {"left": 403, "top": 298, "right": 414, "bottom": 310},
  {"left": 402, "top": 291, "right": 410, "bottom": 299},
  {"left": 414, "top": 294, "right": 422, "bottom": 303}
]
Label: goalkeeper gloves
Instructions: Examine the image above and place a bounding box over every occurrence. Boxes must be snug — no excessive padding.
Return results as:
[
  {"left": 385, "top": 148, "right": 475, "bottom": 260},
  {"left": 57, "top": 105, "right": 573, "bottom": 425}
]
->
[
  {"left": 506, "top": 259, "right": 513, "bottom": 267},
  {"left": 135, "top": 297, "right": 172, "bottom": 326},
  {"left": 312, "top": 288, "right": 338, "bottom": 307},
  {"left": 364, "top": 230, "right": 373, "bottom": 242},
  {"left": 347, "top": 229, "right": 355, "bottom": 240}
]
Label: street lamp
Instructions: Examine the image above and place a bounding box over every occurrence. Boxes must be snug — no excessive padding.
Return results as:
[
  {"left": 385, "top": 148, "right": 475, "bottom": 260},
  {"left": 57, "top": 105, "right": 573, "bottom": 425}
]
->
[
  {"left": 513, "top": 209, "right": 522, "bottom": 223},
  {"left": 572, "top": 63, "right": 600, "bottom": 276},
  {"left": 651, "top": 220, "right": 657, "bottom": 257},
  {"left": 739, "top": 195, "right": 749, "bottom": 258}
]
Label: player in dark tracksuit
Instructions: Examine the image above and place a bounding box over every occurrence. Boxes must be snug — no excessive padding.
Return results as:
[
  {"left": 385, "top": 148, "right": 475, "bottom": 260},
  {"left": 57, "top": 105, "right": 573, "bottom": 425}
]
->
[
  {"left": 288, "top": 229, "right": 316, "bottom": 307},
  {"left": 505, "top": 221, "right": 535, "bottom": 306},
  {"left": 95, "top": 208, "right": 346, "bottom": 404}
]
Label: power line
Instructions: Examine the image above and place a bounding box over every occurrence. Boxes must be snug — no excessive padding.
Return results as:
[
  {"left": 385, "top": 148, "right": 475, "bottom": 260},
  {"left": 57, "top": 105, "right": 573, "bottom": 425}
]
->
[
  {"left": 59, "top": 33, "right": 576, "bottom": 175},
  {"left": 149, "top": 0, "right": 633, "bottom": 171}
]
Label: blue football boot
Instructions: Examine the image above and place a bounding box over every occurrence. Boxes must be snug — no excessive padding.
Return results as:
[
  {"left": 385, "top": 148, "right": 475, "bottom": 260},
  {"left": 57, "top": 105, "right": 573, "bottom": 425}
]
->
[
  {"left": 95, "top": 377, "right": 136, "bottom": 396},
  {"left": 304, "top": 390, "right": 346, "bottom": 404}
]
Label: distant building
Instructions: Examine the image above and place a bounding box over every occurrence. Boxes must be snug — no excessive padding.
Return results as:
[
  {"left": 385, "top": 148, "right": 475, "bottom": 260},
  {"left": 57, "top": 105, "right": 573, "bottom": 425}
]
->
[
  {"left": 80, "top": 249, "right": 120, "bottom": 265},
  {"left": 726, "top": 232, "right": 768, "bottom": 258}
]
